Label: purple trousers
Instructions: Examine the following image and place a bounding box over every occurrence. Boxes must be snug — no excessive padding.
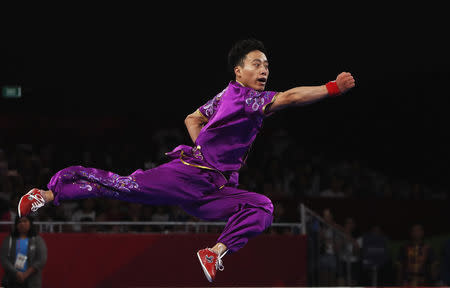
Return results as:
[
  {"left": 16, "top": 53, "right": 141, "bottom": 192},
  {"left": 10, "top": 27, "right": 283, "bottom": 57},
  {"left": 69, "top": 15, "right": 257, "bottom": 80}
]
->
[{"left": 47, "top": 158, "right": 273, "bottom": 253}]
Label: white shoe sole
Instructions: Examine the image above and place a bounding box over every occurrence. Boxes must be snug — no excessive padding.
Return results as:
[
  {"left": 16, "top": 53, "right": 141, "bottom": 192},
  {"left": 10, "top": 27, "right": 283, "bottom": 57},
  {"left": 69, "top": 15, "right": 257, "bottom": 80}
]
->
[
  {"left": 17, "top": 194, "right": 24, "bottom": 217},
  {"left": 197, "top": 251, "right": 213, "bottom": 282}
]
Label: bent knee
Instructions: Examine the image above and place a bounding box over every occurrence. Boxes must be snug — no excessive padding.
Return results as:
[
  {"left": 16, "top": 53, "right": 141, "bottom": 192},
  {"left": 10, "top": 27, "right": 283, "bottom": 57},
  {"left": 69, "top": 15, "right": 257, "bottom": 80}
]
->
[
  {"left": 257, "top": 194, "right": 274, "bottom": 216},
  {"left": 257, "top": 195, "right": 274, "bottom": 229}
]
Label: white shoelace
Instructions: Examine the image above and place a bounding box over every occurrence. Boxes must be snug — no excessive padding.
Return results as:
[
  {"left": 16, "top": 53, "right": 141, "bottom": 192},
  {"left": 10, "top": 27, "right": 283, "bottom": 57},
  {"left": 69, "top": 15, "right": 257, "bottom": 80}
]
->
[
  {"left": 28, "top": 191, "right": 46, "bottom": 212},
  {"left": 216, "top": 249, "right": 228, "bottom": 271}
]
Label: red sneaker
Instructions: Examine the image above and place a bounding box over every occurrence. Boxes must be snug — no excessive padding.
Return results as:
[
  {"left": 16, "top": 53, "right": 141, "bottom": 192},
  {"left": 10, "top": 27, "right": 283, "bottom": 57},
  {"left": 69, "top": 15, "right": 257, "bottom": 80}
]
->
[
  {"left": 18, "top": 188, "right": 46, "bottom": 217},
  {"left": 197, "top": 248, "right": 227, "bottom": 282}
]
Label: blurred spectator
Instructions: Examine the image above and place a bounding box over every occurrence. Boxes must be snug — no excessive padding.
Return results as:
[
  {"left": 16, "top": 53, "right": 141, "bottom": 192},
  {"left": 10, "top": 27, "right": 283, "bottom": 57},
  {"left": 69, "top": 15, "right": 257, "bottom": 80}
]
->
[
  {"left": 169, "top": 206, "right": 190, "bottom": 222},
  {"left": 360, "top": 224, "right": 392, "bottom": 286},
  {"left": 97, "top": 199, "right": 126, "bottom": 232},
  {"left": 305, "top": 208, "right": 320, "bottom": 286},
  {"left": 318, "top": 208, "right": 338, "bottom": 286},
  {"left": 151, "top": 206, "right": 170, "bottom": 232},
  {"left": 1, "top": 215, "right": 47, "bottom": 288},
  {"left": 141, "top": 206, "right": 155, "bottom": 233},
  {"left": 169, "top": 205, "right": 191, "bottom": 232},
  {"left": 440, "top": 239, "right": 450, "bottom": 286},
  {"left": 58, "top": 201, "right": 79, "bottom": 222},
  {"left": 319, "top": 175, "right": 346, "bottom": 198},
  {"left": 337, "top": 217, "right": 361, "bottom": 286},
  {"left": 396, "top": 224, "right": 438, "bottom": 286},
  {"left": 128, "top": 203, "right": 144, "bottom": 232},
  {"left": 71, "top": 199, "right": 96, "bottom": 232}
]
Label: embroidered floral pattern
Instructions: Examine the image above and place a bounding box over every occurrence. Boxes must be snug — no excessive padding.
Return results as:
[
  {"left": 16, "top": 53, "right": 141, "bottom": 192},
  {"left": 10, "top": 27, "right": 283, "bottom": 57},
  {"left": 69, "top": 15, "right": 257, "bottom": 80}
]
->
[
  {"left": 79, "top": 181, "right": 93, "bottom": 191},
  {"left": 245, "top": 90, "right": 271, "bottom": 112},
  {"left": 191, "top": 145, "right": 204, "bottom": 160},
  {"left": 200, "top": 88, "right": 227, "bottom": 118},
  {"left": 79, "top": 171, "right": 139, "bottom": 193}
]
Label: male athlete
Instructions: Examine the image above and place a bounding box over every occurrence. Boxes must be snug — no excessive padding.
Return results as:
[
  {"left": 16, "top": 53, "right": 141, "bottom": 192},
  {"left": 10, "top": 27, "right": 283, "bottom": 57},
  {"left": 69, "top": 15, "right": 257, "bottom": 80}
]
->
[{"left": 18, "top": 39, "right": 355, "bottom": 282}]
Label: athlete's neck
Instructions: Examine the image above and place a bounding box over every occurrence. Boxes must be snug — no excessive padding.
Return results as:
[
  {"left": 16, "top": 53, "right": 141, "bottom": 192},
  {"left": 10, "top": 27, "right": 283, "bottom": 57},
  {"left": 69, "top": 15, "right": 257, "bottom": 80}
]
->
[{"left": 235, "top": 80, "right": 246, "bottom": 87}]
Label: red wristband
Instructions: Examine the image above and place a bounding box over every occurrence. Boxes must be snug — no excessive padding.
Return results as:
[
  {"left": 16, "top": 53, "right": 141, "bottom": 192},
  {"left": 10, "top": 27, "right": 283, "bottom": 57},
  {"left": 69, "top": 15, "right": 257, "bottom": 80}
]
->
[{"left": 326, "top": 81, "right": 341, "bottom": 97}]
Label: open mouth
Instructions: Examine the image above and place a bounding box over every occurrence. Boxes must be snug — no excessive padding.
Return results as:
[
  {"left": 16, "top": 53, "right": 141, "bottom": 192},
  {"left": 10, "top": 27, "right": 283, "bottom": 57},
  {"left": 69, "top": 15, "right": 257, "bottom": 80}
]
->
[{"left": 257, "top": 78, "right": 267, "bottom": 84}]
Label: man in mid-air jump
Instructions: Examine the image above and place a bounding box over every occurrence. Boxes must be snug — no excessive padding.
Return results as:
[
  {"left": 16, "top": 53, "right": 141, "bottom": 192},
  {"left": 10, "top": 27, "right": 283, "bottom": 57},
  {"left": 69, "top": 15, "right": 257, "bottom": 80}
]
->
[{"left": 18, "top": 39, "right": 355, "bottom": 282}]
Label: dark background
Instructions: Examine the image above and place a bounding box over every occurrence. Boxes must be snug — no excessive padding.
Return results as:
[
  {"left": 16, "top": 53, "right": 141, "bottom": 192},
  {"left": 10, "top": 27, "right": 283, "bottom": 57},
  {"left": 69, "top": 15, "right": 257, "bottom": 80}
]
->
[
  {"left": 1, "top": 4, "right": 449, "bottom": 185},
  {"left": 1, "top": 7, "right": 449, "bottom": 286}
]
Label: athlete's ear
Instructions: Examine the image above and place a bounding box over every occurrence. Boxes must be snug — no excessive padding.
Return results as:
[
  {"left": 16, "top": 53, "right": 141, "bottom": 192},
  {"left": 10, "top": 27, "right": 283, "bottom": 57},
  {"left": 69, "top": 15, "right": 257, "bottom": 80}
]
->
[{"left": 234, "top": 66, "right": 241, "bottom": 78}]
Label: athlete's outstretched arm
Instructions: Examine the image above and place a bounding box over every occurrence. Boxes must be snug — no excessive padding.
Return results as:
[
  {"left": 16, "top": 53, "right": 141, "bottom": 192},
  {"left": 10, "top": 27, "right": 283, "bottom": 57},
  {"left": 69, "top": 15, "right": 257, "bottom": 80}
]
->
[
  {"left": 185, "top": 109, "right": 209, "bottom": 143},
  {"left": 266, "top": 72, "right": 356, "bottom": 113}
]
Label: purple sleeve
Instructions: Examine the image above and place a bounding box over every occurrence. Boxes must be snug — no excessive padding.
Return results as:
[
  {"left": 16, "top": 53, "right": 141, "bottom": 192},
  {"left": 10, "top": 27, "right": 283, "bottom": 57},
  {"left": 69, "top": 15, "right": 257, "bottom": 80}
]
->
[
  {"left": 261, "top": 91, "right": 280, "bottom": 116},
  {"left": 198, "top": 97, "right": 216, "bottom": 119},
  {"left": 198, "top": 88, "right": 227, "bottom": 119},
  {"left": 244, "top": 90, "right": 279, "bottom": 117}
]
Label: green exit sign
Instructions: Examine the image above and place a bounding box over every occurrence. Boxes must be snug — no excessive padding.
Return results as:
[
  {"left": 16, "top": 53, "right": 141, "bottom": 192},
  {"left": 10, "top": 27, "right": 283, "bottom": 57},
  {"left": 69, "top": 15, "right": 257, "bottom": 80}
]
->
[{"left": 2, "top": 86, "right": 22, "bottom": 98}]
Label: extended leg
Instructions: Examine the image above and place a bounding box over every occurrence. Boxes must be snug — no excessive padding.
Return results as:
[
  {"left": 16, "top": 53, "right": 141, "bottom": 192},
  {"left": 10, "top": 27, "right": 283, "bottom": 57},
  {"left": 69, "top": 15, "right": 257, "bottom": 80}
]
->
[
  {"left": 47, "top": 165, "right": 143, "bottom": 205},
  {"left": 47, "top": 160, "right": 215, "bottom": 206},
  {"left": 18, "top": 159, "right": 216, "bottom": 217}
]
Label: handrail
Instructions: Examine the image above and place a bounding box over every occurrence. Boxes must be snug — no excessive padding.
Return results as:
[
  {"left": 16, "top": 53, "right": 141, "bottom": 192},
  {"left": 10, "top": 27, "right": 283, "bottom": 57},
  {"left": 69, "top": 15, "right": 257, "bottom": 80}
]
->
[
  {"left": 0, "top": 220, "right": 302, "bottom": 234},
  {"left": 301, "top": 204, "right": 355, "bottom": 242},
  {"left": 0, "top": 221, "right": 301, "bottom": 227}
]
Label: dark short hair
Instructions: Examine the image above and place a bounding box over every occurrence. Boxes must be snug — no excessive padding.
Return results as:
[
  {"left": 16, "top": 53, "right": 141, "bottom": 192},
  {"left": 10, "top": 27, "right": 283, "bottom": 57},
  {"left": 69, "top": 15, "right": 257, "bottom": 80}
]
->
[
  {"left": 12, "top": 215, "right": 38, "bottom": 238},
  {"left": 228, "top": 39, "right": 267, "bottom": 73}
]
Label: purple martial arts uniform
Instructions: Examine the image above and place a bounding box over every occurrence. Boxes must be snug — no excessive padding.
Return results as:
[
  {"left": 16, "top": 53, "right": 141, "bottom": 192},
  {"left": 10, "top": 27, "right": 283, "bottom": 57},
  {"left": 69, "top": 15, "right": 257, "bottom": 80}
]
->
[{"left": 47, "top": 81, "right": 279, "bottom": 253}]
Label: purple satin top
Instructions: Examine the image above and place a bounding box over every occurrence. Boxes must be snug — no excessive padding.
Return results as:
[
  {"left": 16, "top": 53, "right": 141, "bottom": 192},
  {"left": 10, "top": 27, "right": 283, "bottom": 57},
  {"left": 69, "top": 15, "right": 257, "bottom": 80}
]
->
[{"left": 166, "top": 81, "right": 278, "bottom": 183}]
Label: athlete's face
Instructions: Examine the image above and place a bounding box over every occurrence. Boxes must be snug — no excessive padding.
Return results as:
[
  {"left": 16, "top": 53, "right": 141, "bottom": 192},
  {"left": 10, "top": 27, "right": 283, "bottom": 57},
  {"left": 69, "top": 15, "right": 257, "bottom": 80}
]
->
[{"left": 234, "top": 50, "right": 269, "bottom": 91}]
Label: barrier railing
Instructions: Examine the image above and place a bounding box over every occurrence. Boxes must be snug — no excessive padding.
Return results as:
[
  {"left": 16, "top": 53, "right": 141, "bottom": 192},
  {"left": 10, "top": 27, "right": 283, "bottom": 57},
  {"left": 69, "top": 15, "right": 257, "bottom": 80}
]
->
[{"left": 0, "top": 221, "right": 302, "bottom": 234}]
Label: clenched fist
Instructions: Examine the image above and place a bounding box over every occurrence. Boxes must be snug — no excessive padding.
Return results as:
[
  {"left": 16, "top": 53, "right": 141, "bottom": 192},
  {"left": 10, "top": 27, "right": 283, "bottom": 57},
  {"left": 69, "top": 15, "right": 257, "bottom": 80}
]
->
[{"left": 336, "top": 72, "right": 356, "bottom": 94}]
